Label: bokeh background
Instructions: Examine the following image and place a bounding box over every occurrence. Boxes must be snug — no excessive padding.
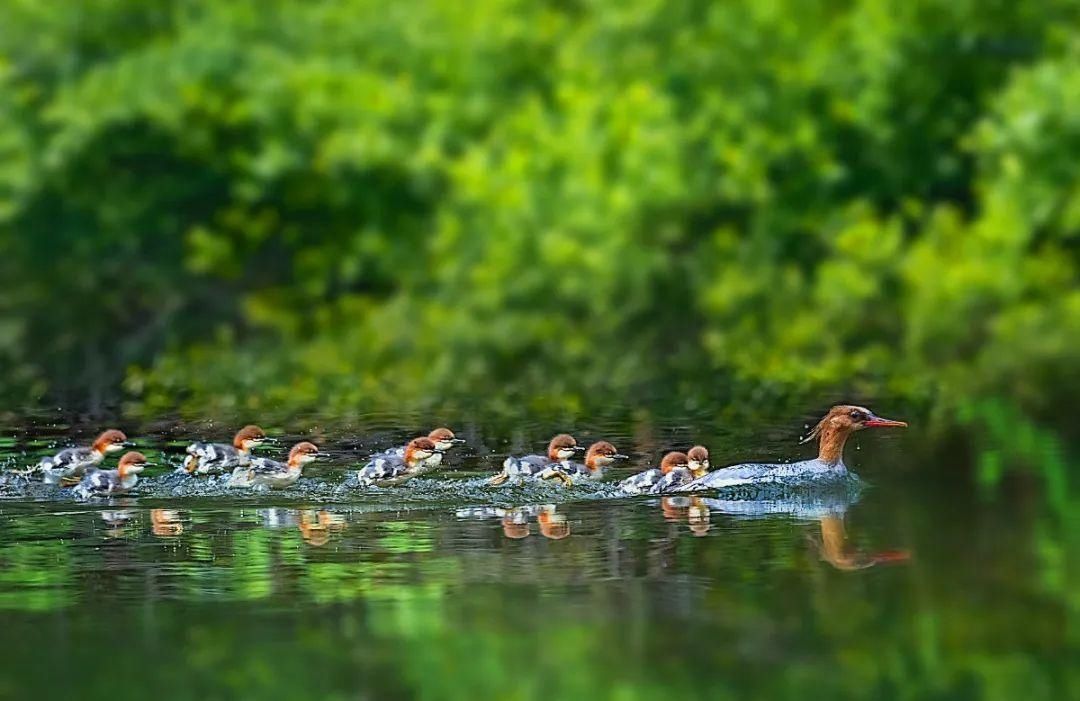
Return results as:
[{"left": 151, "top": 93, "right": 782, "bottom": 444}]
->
[{"left": 2, "top": 0, "right": 1079, "bottom": 442}]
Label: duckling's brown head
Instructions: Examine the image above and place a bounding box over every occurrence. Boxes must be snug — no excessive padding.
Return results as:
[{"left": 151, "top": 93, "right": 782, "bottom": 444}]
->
[
  {"left": 546, "top": 434, "right": 579, "bottom": 462},
  {"left": 288, "top": 441, "right": 320, "bottom": 467},
  {"left": 659, "top": 451, "right": 690, "bottom": 474},
  {"left": 428, "top": 427, "right": 464, "bottom": 452},
  {"left": 404, "top": 437, "right": 438, "bottom": 466},
  {"left": 234, "top": 425, "right": 267, "bottom": 451},
  {"left": 117, "top": 451, "right": 149, "bottom": 478},
  {"left": 687, "top": 445, "right": 710, "bottom": 476},
  {"left": 584, "top": 441, "right": 626, "bottom": 472},
  {"left": 94, "top": 429, "right": 129, "bottom": 454}
]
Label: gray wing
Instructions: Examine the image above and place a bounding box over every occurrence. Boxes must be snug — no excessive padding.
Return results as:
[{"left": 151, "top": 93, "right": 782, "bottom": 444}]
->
[
  {"left": 40, "top": 447, "right": 94, "bottom": 471},
  {"left": 248, "top": 457, "right": 285, "bottom": 476},
  {"left": 74, "top": 469, "right": 115, "bottom": 498},
  {"left": 648, "top": 467, "right": 695, "bottom": 494},
  {"left": 619, "top": 468, "right": 662, "bottom": 495},
  {"left": 185, "top": 442, "right": 240, "bottom": 472},
  {"left": 501, "top": 454, "right": 551, "bottom": 477},
  {"left": 357, "top": 455, "right": 408, "bottom": 485}
]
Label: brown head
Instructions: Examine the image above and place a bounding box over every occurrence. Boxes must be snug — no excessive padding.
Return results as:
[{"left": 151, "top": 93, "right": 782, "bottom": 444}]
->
[
  {"left": 584, "top": 441, "right": 627, "bottom": 473},
  {"left": 687, "top": 445, "right": 710, "bottom": 477},
  {"left": 428, "top": 427, "right": 464, "bottom": 452},
  {"left": 546, "top": 434, "right": 579, "bottom": 462},
  {"left": 802, "top": 405, "right": 907, "bottom": 464},
  {"left": 659, "top": 451, "right": 690, "bottom": 474},
  {"left": 287, "top": 441, "right": 320, "bottom": 469},
  {"left": 404, "top": 437, "right": 438, "bottom": 468},
  {"left": 92, "top": 429, "right": 128, "bottom": 455},
  {"left": 233, "top": 425, "right": 267, "bottom": 452},
  {"left": 117, "top": 451, "right": 149, "bottom": 478}
]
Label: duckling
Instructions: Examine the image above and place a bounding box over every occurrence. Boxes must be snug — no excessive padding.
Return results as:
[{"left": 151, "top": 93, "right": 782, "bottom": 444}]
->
[
  {"left": 183, "top": 425, "right": 267, "bottom": 475},
  {"left": 35, "top": 429, "right": 129, "bottom": 485},
  {"left": 73, "top": 451, "right": 150, "bottom": 498},
  {"left": 356, "top": 437, "right": 442, "bottom": 487},
  {"left": 489, "top": 434, "right": 582, "bottom": 486},
  {"left": 228, "top": 442, "right": 319, "bottom": 489}
]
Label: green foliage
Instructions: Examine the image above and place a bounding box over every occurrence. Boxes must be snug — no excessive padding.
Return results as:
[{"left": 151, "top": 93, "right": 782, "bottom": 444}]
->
[{"left": 1, "top": 0, "right": 1078, "bottom": 425}]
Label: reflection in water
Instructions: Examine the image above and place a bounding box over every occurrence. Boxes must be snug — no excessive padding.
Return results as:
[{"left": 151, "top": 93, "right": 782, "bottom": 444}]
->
[
  {"left": 298, "top": 510, "right": 347, "bottom": 546},
  {"left": 457, "top": 504, "right": 571, "bottom": 540},
  {"left": 810, "top": 516, "right": 911, "bottom": 571},
  {"left": 99, "top": 509, "right": 134, "bottom": 538},
  {"left": 150, "top": 509, "right": 184, "bottom": 537},
  {"left": 660, "top": 497, "right": 711, "bottom": 536}
]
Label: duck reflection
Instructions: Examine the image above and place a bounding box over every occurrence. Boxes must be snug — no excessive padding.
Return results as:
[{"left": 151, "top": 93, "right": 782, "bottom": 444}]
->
[
  {"left": 298, "top": 510, "right": 347, "bottom": 547},
  {"left": 659, "top": 497, "right": 711, "bottom": 536},
  {"left": 809, "top": 515, "right": 910, "bottom": 571},
  {"left": 150, "top": 509, "right": 185, "bottom": 537},
  {"left": 99, "top": 509, "right": 135, "bottom": 538},
  {"left": 457, "top": 504, "right": 571, "bottom": 540},
  {"left": 696, "top": 488, "right": 911, "bottom": 571}
]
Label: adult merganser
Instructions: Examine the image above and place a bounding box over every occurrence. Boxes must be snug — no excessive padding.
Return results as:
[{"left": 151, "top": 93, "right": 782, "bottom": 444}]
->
[
  {"left": 228, "top": 441, "right": 319, "bottom": 489},
  {"left": 619, "top": 451, "right": 691, "bottom": 495},
  {"left": 557, "top": 441, "right": 628, "bottom": 482},
  {"left": 371, "top": 427, "right": 466, "bottom": 460},
  {"left": 34, "top": 429, "right": 129, "bottom": 485},
  {"left": 489, "top": 434, "right": 582, "bottom": 486},
  {"left": 356, "top": 437, "right": 442, "bottom": 487},
  {"left": 182, "top": 425, "right": 267, "bottom": 475},
  {"left": 677, "top": 405, "right": 907, "bottom": 491},
  {"left": 73, "top": 451, "right": 150, "bottom": 498}
]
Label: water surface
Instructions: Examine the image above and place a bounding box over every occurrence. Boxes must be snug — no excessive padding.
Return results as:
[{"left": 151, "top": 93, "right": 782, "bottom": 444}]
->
[{"left": 0, "top": 409, "right": 1071, "bottom": 700}]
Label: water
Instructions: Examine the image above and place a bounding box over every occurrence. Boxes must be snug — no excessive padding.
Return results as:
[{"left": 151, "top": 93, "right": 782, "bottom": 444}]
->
[{"left": 0, "top": 409, "right": 1072, "bottom": 700}]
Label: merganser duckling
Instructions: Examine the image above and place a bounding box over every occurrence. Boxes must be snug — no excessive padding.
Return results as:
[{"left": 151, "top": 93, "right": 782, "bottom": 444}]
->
[
  {"left": 619, "top": 451, "right": 691, "bottom": 495},
  {"left": 555, "top": 441, "right": 628, "bottom": 484},
  {"left": 489, "top": 434, "right": 582, "bottom": 486},
  {"left": 35, "top": 429, "right": 129, "bottom": 485},
  {"left": 677, "top": 405, "right": 907, "bottom": 491},
  {"left": 73, "top": 451, "right": 150, "bottom": 498},
  {"left": 356, "top": 437, "right": 442, "bottom": 487},
  {"left": 371, "top": 427, "right": 466, "bottom": 460},
  {"left": 649, "top": 445, "right": 711, "bottom": 493},
  {"left": 229, "top": 441, "right": 319, "bottom": 489},
  {"left": 183, "top": 425, "right": 267, "bottom": 475}
]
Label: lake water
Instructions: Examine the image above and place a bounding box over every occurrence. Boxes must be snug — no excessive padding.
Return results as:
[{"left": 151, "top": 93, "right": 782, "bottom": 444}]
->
[{"left": 0, "top": 408, "right": 1071, "bottom": 700}]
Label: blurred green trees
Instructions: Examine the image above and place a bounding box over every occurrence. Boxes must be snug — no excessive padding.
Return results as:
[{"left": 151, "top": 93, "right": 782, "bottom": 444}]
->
[{"left": 1, "top": 0, "right": 1078, "bottom": 419}]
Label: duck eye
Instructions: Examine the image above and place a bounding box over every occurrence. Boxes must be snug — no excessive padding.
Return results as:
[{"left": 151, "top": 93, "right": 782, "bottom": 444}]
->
[{"left": 849, "top": 410, "right": 864, "bottom": 421}]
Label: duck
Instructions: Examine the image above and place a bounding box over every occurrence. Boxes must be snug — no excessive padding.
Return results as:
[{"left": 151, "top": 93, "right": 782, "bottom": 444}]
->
[
  {"left": 556, "top": 441, "right": 628, "bottom": 483},
  {"left": 356, "top": 437, "right": 442, "bottom": 487},
  {"left": 182, "top": 425, "right": 267, "bottom": 475},
  {"left": 73, "top": 451, "right": 150, "bottom": 498},
  {"left": 35, "top": 429, "right": 130, "bottom": 485},
  {"left": 370, "top": 427, "right": 465, "bottom": 459},
  {"left": 228, "top": 441, "right": 319, "bottom": 489},
  {"left": 618, "top": 451, "right": 691, "bottom": 495},
  {"left": 489, "top": 434, "right": 582, "bottom": 486},
  {"left": 677, "top": 405, "right": 907, "bottom": 491}
]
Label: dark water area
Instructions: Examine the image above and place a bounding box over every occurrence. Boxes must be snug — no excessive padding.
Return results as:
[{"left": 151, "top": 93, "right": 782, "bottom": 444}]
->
[{"left": 0, "top": 406, "right": 1073, "bottom": 700}]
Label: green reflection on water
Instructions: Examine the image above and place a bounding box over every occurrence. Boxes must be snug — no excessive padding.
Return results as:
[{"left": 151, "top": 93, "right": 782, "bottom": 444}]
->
[{"left": 0, "top": 407, "right": 1074, "bottom": 700}]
